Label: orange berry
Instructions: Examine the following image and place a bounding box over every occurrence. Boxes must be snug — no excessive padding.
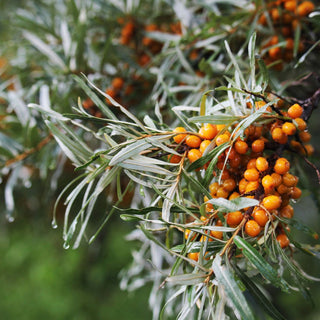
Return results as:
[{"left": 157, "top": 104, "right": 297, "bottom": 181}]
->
[
  {"left": 227, "top": 211, "right": 243, "bottom": 227},
  {"left": 253, "top": 209, "right": 269, "bottom": 227},
  {"left": 209, "top": 182, "right": 219, "bottom": 195},
  {"left": 271, "top": 173, "right": 282, "bottom": 187},
  {"left": 251, "top": 139, "right": 265, "bottom": 153},
  {"left": 199, "top": 124, "right": 218, "bottom": 140},
  {"left": 299, "top": 131, "right": 311, "bottom": 142},
  {"left": 272, "top": 127, "right": 285, "bottom": 142},
  {"left": 223, "top": 179, "right": 236, "bottom": 192},
  {"left": 297, "top": 1, "right": 315, "bottom": 17},
  {"left": 288, "top": 104, "right": 303, "bottom": 119},
  {"left": 262, "top": 195, "right": 282, "bottom": 210},
  {"left": 220, "top": 169, "right": 230, "bottom": 180},
  {"left": 284, "top": 0, "right": 297, "bottom": 12},
  {"left": 216, "top": 187, "right": 229, "bottom": 199},
  {"left": 285, "top": 38, "right": 294, "bottom": 51},
  {"left": 234, "top": 140, "right": 249, "bottom": 154},
  {"left": 173, "top": 127, "right": 187, "bottom": 144},
  {"left": 185, "top": 135, "right": 202, "bottom": 148},
  {"left": 262, "top": 175, "right": 275, "bottom": 191},
  {"left": 303, "top": 144, "right": 314, "bottom": 156},
  {"left": 280, "top": 205, "right": 294, "bottom": 219},
  {"left": 216, "top": 134, "right": 230, "bottom": 146},
  {"left": 276, "top": 234, "right": 290, "bottom": 248},
  {"left": 291, "top": 187, "right": 302, "bottom": 199},
  {"left": 239, "top": 178, "right": 249, "bottom": 194},
  {"left": 188, "top": 252, "right": 199, "bottom": 261},
  {"left": 185, "top": 229, "right": 197, "bottom": 240},
  {"left": 277, "top": 184, "right": 290, "bottom": 195},
  {"left": 245, "top": 181, "right": 260, "bottom": 193},
  {"left": 282, "top": 122, "right": 296, "bottom": 136},
  {"left": 244, "top": 168, "right": 260, "bottom": 181},
  {"left": 247, "top": 158, "right": 257, "bottom": 169},
  {"left": 111, "top": 77, "right": 125, "bottom": 90},
  {"left": 168, "top": 154, "right": 182, "bottom": 163},
  {"left": 229, "top": 192, "right": 240, "bottom": 200},
  {"left": 269, "top": 46, "right": 281, "bottom": 60},
  {"left": 216, "top": 124, "right": 226, "bottom": 132},
  {"left": 256, "top": 157, "right": 269, "bottom": 172},
  {"left": 200, "top": 140, "right": 212, "bottom": 154},
  {"left": 245, "top": 220, "right": 261, "bottom": 237},
  {"left": 271, "top": 8, "right": 280, "bottom": 21},
  {"left": 229, "top": 154, "right": 241, "bottom": 168},
  {"left": 294, "top": 118, "right": 307, "bottom": 131},
  {"left": 274, "top": 158, "right": 290, "bottom": 175},
  {"left": 210, "top": 230, "right": 223, "bottom": 240},
  {"left": 282, "top": 173, "right": 298, "bottom": 187},
  {"left": 188, "top": 149, "right": 202, "bottom": 163}
]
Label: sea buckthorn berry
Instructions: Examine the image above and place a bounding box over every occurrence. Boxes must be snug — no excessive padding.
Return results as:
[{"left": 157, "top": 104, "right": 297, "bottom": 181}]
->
[
  {"left": 216, "top": 124, "right": 226, "bottom": 132},
  {"left": 220, "top": 169, "right": 230, "bottom": 180},
  {"left": 199, "top": 124, "right": 218, "bottom": 140},
  {"left": 210, "top": 228, "right": 223, "bottom": 240},
  {"left": 247, "top": 158, "right": 257, "bottom": 169},
  {"left": 274, "top": 157, "right": 290, "bottom": 174},
  {"left": 229, "top": 192, "right": 240, "bottom": 200},
  {"left": 187, "top": 149, "right": 202, "bottom": 163},
  {"left": 262, "top": 195, "right": 282, "bottom": 210},
  {"left": 284, "top": 0, "right": 297, "bottom": 12},
  {"left": 234, "top": 140, "right": 248, "bottom": 154},
  {"left": 282, "top": 122, "right": 296, "bottom": 136},
  {"left": 299, "top": 131, "right": 311, "bottom": 143},
  {"left": 271, "top": 173, "right": 282, "bottom": 187},
  {"left": 245, "top": 181, "right": 259, "bottom": 193},
  {"left": 227, "top": 211, "right": 243, "bottom": 227},
  {"left": 244, "top": 168, "right": 260, "bottom": 181},
  {"left": 276, "top": 234, "right": 290, "bottom": 248},
  {"left": 188, "top": 252, "right": 199, "bottom": 261},
  {"left": 111, "top": 77, "right": 125, "bottom": 90},
  {"left": 282, "top": 173, "right": 298, "bottom": 187},
  {"left": 239, "top": 178, "right": 249, "bottom": 194},
  {"left": 294, "top": 118, "right": 307, "bottom": 131},
  {"left": 200, "top": 140, "right": 212, "bottom": 154},
  {"left": 229, "top": 154, "right": 241, "bottom": 168},
  {"left": 262, "top": 175, "right": 275, "bottom": 191},
  {"left": 291, "top": 187, "right": 302, "bottom": 199},
  {"left": 209, "top": 182, "right": 219, "bottom": 195},
  {"left": 216, "top": 187, "right": 229, "bottom": 199},
  {"left": 272, "top": 127, "right": 285, "bottom": 142},
  {"left": 173, "top": 127, "right": 187, "bottom": 144},
  {"left": 297, "top": 1, "right": 315, "bottom": 17},
  {"left": 168, "top": 154, "right": 182, "bottom": 163},
  {"left": 185, "top": 135, "right": 202, "bottom": 148},
  {"left": 253, "top": 209, "right": 269, "bottom": 227},
  {"left": 185, "top": 229, "right": 197, "bottom": 240},
  {"left": 303, "top": 144, "right": 314, "bottom": 156},
  {"left": 251, "top": 139, "right": 265, "bottom": 153},
  {"left": 245, "top": 220, "right": 261, "bottom": 237},
  {"left": 256, "top": 157, "right": 269, "bottom": 172},
  {"left": 223, "top": 179, "right": 236, "bottom": 192},
  {"left": 288, "top": 104, "right": 303, "bottom": 119},
  {"left": 216, "top": 134, "right": 230, "bottom": 146},
  {"left": 277, "top": 184, "right": 290, "bottom": 195},
  {"left": 280, "top": 205, "right": 294, "bottom": 219},
  {"left": 269, "top": 47, "right": 281, "bottom": 60}
]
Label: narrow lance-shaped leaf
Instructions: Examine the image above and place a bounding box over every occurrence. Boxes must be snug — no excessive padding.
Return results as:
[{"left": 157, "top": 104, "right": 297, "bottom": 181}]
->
[{"left": 207, "top": 197, "right": 259, "bottom": 212}]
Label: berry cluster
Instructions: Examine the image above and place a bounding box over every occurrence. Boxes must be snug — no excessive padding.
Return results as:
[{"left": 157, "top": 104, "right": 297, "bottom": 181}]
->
[
  {"left": 258, "top": 0, "right": 315, "bottom": 68},
  {"left": 170, "top": 101, "right": 314, "bottom": 261}
]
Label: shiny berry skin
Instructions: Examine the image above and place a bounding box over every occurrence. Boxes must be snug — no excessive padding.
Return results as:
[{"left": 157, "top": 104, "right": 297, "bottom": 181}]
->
[
  {"left": 291, "top": 187, "right": 302, "bottom": 199},
  {"left": 299, "top": 131, "right": 311, "bottom": 143},
  {"left": 210, "top": 229, "right": 223, "bottom": 240},
  {"left": 271, "top": 173, "right": 282, "bottom": 187},
  {"left": 187, "top": 149, "right": 202, "bottom": 163},
  {"left": 216, "top": 187, "right": 229, "bottom": 199},
  {"left": 227, "top": 211, "right": 243, "bottom": 227},
  {"left": 256, "top": 157, "right": 269, "bottom": 172},
  {"left": 229, "top": 192, "right": 240, "bottom": 200},
  {"left": 294, "top": 118, "right": 307, "bottom": 131},
  {"left": 188, "top": 252, "right": 199, "bottom": 261},
  {"left": 288, "top": 104, "right": 303, "bottom": 119},
  {"left": 282, "top": 122, "right": 296, "bottom": 136},
  {"left": 199, "top": 124, "right": 218, "bottom": 140},
  {"left": 245, "top": 181, "right": 259, "bottom": 193},
  {"left": 272, "top": 127, "right": 285, "bottom": 142},
  {"left": 244, "top": 168, "right": 260, "bottom": 181},
  {"left": 223, "top": 179, "right": 236, "bottom": 192},
  {"left": 297, "top": 1, "right": 315, "bottom": 17},
  {"left": 239, "top": 178, "right": 248, "bottom": 194},
  {"left": 209, "top": 182, "right": 219, "bottom": 195},
  {"left": 276, "top": 234, "right": 290, "bottom": 248},
  {"left": 262, "top": 195, "right": 282, "bottom": 210},
  {"left": 247, "top": 158, "right": 257, "bottom": 169},
  {"left": 251, "top": 139, "right": 265, "bottom": 153},
  {"left": 262, "top": 175, "right": 275, "bottom": 191},
  {"left": 282, "top": 173, "right": 298, "bottom": 187},
  {"left": 280, "top": 205, "right": 294, "bottom": 219},
  {"left": 200, "top": 140, "right": 212, "bottom": 154},
  {"left": 185, "top": 135, "right": 202, "bottom": 148},
  {"left": 274, "top": 158, "right": 290, "bottom": 175},
  {"left": 168, "top": 154, "right": 182, "bottom": 163},
  {"left": 173, "top": 127, "right": 187, "bottom": 144},
  {"left": 253, "top": 209, "right": 269, "bottom": 227},
  {"left": 245, "top": 220, "right": 261, "bottom": 237},
  {"left": 216, "top": 134, "right": 230, "bottom": 146},
  {"left": 234, "top": 140, "right": 248, "bottom": 154}
]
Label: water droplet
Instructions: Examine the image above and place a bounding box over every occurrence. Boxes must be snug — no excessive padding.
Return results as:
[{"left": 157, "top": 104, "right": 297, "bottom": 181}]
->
[
  {"left": 6, "top": 215, "right": 15, "bottom": 223},
  {"left": 51, "top": 220, "right": 58, "bottom": 229},
  {"left": 24, "top": 181, "right": 32, "bottom": 188},
  {"left": 63, "top": 243, "right": 70, "bottom": 250}
]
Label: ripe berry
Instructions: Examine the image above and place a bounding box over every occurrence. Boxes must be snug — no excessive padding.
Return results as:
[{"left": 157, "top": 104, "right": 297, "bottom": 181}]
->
[
  {"left": 173, "top": 127, "right": 187, "bottom": 144},
  {"left": 239, "top": 178, "right": 248, "bottom": 194},
  {"left": 200, "top": 140, "right": 212, "bottom": 154},
  {"left": 282, "top": 173, "right": 298, "bottom": 187},
  {"left": 262, "top": 175, "right": 275, "bottom": 191},
  {"left": 188, "top": 149, "right": 202, "bottom": 163},
  {"left": 276, "top": 234, "right": 290, "bottom": 248},
  {"left": 227, "top": 211, "right": 243, "bottom": 227},
  {"left": 168, "top": 154, "right": 182, "bottom": 163},
  {"left": 297, "top": 1, "right": 315, "bottom": 17},
  {"left": 199, "top": 124, "right": 218, "bottom": 140},
  {"left": 111, "top": 77, "right": 125, "bottom": 90},
  {"left": 223, "top": 179, "right": 236, "bottom": 192},
  {"left": 245, "top": 181, "right": 260, "bottom": 193},
  {"left": 284, "top": 0, "right": 297, "bottom": 12},
  {"left": 209, "top": 182, "right": 219, "bottom": 195},
  {"left": 282, "top": 122, "right": 296, "bottom": 136},
  {"left": 256, "top": 157, "right": 269, "bottom": 172},
  {"left": 229, "top": 154, "right": 241, "bottom": 168},
  {"left": 188, "top": 252, "right": 199, "bottom": 261},
  {"left": 244, "top": 168, "right": 260, "bottom": 181},
  {"left": 216, "top": 187, "right": 229, "bottom": 199},
  {"left": 253, "top": 209, "right": 269, "bottom": 227},
  {"left": 294, "top": 118, "right": 307, "bottom": 131},
  {"left": 274, "top": 158, "right": 290, "bottom": 175},
  {"left": 262, "top": 195, "right": 282, "bottom": 210},
  {"left": 288, "top": 104, "right": 303, "bottom": 119},
  {"left": 271, "top": 173, "right": 282, "bottom": 187},
  {"left": 251, "top": 139, "right": 265, "bottom": 153},
  {"left": 185, "top": 135, "right": 202, "bottom": 148},
  {"left": 216, "top": 134, "right": 230, "bottom": 146},
  {"left": 247, "top": 158, "right": 257, "bottom": 169},
  {"left": 245, "top": 220, "right": 261, "bottom": 237},
  {"left": 272, "top": 127, "right": 285, "bottom": 142},
  {"left": 280, "top": 205, "right": 294, "bottom": 219},
  {"left": 234, "top": 140, "right": 248, "bottom": 154},
  {"left": 291, "top": 187, "right": 302, "bottom": 199},
  {"left": 229, "top": 192, "right": 240, "bottom": 200},
  {"left": 299, "top": 131, "right": 311, "bottom": 143}
]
